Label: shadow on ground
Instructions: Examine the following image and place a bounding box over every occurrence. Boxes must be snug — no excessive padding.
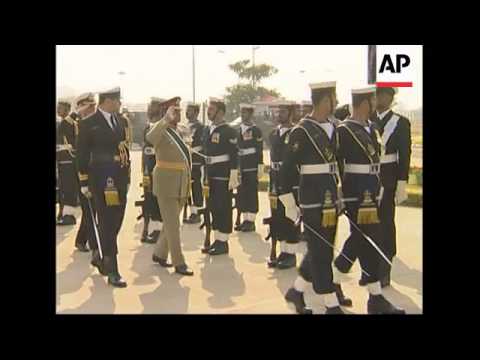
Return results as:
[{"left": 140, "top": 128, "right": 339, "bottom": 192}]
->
[
  {"left": 139, "top": 269, "right": 191, "bottom": 314},
  {"left": 59, "top": 275, "right": 115, "bottom": 314},
  {"left": 56, "top": 251, "right": 93, "bottom": 308},
  {"left": 200, "top": 255, "right": 246, "bottom": 309}
]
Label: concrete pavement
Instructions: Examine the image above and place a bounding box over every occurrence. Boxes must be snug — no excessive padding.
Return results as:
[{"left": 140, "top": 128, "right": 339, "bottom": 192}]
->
[{"left": 56, "top": 151, "right": 422, "bottom": 314}]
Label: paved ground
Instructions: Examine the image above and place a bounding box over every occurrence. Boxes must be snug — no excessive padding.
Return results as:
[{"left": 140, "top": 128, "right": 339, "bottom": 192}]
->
[{"left": 56, "top": 151, "right": 422, "bottom": 315}]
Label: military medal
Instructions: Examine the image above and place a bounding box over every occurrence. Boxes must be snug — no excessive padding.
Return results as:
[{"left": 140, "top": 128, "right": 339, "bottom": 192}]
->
[
  {"left": 104, "top": 177, "right": 121, "bottom": 206},
  {"left": 211, "top": 133, "right": 220, "bottom": 144},
  {"left": 243, "top": 130, "right": 253, "bottom": 140}
]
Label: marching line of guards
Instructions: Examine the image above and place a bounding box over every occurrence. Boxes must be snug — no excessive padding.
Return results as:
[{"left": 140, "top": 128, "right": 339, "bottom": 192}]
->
[{"left": 56, "top": 81, "right": 411, "bottom": 314}]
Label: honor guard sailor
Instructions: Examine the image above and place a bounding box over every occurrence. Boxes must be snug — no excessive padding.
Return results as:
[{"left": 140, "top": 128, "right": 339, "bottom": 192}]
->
[
  {"left": 56, "top": 99, "right": 80, "bottom": 226},
  {"left": 373, "top": 86, "right": 411, "bottom": 287},
  {"left": 73, "top": 92, "right": 97, "bottom": 253},
  {"left": 201, "top": 97, "right": 239, "bottom": 255},
  {"left": 77, "top": 87, "right": 131, "bottom": 288},
  {"left": 235, "top": 103, "right": 264, "bottom": 232},
  {"left": 266, "top": 101, "right": 300, "bottom": 269},
  {"left": 281, "top": 82, "right": 350, "bottom": 314},
  {"left": 183, "top": 102, "right": 206, "bottom": 224},
  {"left": 332, "top": 85, "right": 405, "bottom": 314},
  {"left": 140, "top": 97, "right": 166, "bottom": 244}
]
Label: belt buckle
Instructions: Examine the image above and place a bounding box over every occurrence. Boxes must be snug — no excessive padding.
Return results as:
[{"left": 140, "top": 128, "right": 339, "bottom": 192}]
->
[
  {"left": 370, "top": 164, "right": 379, "bottom": 174},
  {"left": 205, "top": 157, "right": 212, "bottom": 165},
  {"left": 329, "top": 163, "right": 336, "bottom": 174}
]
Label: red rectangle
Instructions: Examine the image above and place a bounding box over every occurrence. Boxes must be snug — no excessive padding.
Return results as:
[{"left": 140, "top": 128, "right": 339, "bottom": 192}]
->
[{"left": 376, "top": 82, "right": 413, "bottom": 87}]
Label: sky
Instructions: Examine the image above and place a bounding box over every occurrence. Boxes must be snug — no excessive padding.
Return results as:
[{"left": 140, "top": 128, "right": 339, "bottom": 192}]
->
[{"left": 57, "top": 45, "right": 422, "bottom": 110}]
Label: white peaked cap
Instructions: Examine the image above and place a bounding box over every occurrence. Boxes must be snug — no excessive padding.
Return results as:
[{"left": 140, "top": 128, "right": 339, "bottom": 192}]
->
[
  {"left": 309, "top": 81, "right": 336, "bottom": 90},
  {"left": 352, "top": 85, "right": 376, "bottom": 95}
]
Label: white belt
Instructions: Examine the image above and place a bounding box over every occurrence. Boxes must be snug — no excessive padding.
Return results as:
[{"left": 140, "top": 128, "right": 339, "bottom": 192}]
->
[
  {"left": 56, "top": 144, "right": 72, "bottom": 152},
  {"left": 192, "top": 162, "right": 202, "bottom": 166},
  {"left": 380, "top": 153, "right": 398, "bottom": 164},
  {"left": 210, "top": 177, "right": 229, "bottom": 181},
  {"left": 239, "top": 147, "right": 256, "bottom": 156},
  {"left": 143, "top": 147, "right": 155, "bottom": 155},
  {"left": 242, "top": 168, "right": 258, "bottom": 172},
  {"left": 344, "top": 163, "right": 380, "bottom": 175},
  {"left": 300, "top": 163, "right": 337, "bottom": 175},
  {"left": 271, "top": 161, "right": 282, "bottom": 171},
  {"left": 205, "top": 154, "right": 230, "bottom": 165},
  {"left": 192, "top": 146, "right": 203, "bottom": 152}
]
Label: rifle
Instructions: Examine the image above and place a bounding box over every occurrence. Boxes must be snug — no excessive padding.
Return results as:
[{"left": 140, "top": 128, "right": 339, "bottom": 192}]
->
[
  {"left": 263, "top": 182, "right": 279, "bottom": 267},
  {"left": 233, "top": 189, "right": 242, "bottom": 228},
  {"left": 198, "top": 177, "right": 211, "bottom": 253}
]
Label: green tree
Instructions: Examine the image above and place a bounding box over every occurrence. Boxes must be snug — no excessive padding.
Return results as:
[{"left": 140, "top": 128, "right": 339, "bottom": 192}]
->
[{"left": 224, "top": 60, "right": 281, "bottom": 121}]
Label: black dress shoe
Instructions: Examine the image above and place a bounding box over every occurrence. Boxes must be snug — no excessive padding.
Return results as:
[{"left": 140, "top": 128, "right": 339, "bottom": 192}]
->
[
  {"left": 235, "top": 221, "right": 246, "bottom": 231},
  {"left": 175, "top": 264, "right": 194, "bottom": 276},
  {"left": 56, "top": 215, "right": 76, "bottom": 226},
  {"left": 75, "top": 243, "right": 90, "bottom": 252},
  {"left": 108, "top": 274, "right": 127, "bottom": 288},
  {"left": 334, "top": 283, "right": 353, "bottom": 307},
  {"left": 201, "top": 246, "right": 211, "bottom": 254},
  {"left": 276, "top": 252, "right": 287, "bottom": 264},
  {"left": 380, "top": 273, "right": 391, "bottom": 288},
  {"left": 241, "top": 221, "right": 256, "bottom": 232},
  {"left": 208, "top": 240, "right": 229, "bottom": 256},
  {"left": 147, "top": 230, "right": 160, "bottom": 243},
  {"left": 325, "top": 306, "right": 345, "bottom": 314},
  {"left": 277, "top": 253, "right": 297, "bottom": 269},
  {"left": 367, "top": 294, "right": 406, "bottom": 314},
  {"left": 152, "top": 254, "right": 173, "bottom": 268},
  {"left": 184, "top": 213, "right": 201, "bottom": 224},
  {"left": 285, "top": 288, "right": 313, "bottom": 315},
  {"left": 142, "top": 235, "right": 157, "bottom": 244},
  {"left": 267, "top": 258, "right": 278, "bottom": 268}
]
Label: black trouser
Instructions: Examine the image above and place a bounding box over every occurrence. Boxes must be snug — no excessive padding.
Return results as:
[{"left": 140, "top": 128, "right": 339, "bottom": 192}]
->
[
  {"left": 334, "top": 202, "right": 383, "bottom": 284},
  {"left": 75, "top": 192, "right": 98, "bottom": 250},
  {"left": 209, "top": 178, "right": 232, "bottom": 234},
  {"left": 298, "top": 207, "right": 336, "bottom": 294},
  {"left": 57, "top": 161, "right": 79, "bottom": 207},
  {"left": 191, "top": 165, "right": 204, "bottom": 208},
  {"left": 238, "top": 170, "right": 259, "bottom": 214},
  {"left": 379, "top": 185, "right": 396, "bottom": 261},
  {"left": 91, "top": 165, "right": 128, "bottom": 257}
]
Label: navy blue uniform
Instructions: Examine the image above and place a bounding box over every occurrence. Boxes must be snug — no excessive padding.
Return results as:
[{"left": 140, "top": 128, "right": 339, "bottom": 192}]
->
[
  {"left": 142, "top": 123, "right": 162, "bottom": 223},
  {"left": 373, "top": 110, "right": 411, "bottom": 265},
  {"left": 279, "top": 118, "right": 339, "bottom": 294},
  {"left": 189, "top": 120, "right": 206, "bottom": 209},
  {"left": 334, "top": 119, "right": 385, "bottom": 284},
  {"left": 268, "top": 126, "right": 300, "bottom": 244},
  {"left": 202, "top": 123, "right": 239, "bottom": 234},
  {"left": 77, "top": 110, "right": 131, "bottom": 257},
  {"left": 237, "top": 124, "right": 263, "bottom": 214}
]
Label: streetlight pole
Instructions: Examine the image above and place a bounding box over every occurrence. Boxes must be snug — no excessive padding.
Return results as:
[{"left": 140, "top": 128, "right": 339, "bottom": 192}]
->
[
  {"left": 192, "top": 45, "right": 196, "bottom": 103},
  {"left": 252, "top": 46, "right": 260, "bottom": 90}
]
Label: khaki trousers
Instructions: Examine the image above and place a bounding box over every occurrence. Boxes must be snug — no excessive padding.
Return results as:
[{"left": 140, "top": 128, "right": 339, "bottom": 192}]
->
[{"left": 153, "top": 196, "right": 187, "bottom": 267}]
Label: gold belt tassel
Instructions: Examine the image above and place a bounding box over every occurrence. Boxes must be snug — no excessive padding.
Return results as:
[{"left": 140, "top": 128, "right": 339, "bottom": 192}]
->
[
  {"left": 357, "top": 206, "right": 380, "bottom": 224},
  {"left": 321, "top": 207, "right": 337, "bottom": 227}
]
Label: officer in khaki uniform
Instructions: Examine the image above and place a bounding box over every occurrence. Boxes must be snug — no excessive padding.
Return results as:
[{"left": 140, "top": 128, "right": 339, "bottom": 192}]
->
[{"left": 146, "top": 97, "right": 194, "bottom": 276}]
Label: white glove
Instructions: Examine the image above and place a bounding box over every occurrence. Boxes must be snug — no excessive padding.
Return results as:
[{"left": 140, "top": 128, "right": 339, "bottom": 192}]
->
[
  {"left": 279, "top": 193, "right": 300, "bottom": 222},
  {"left": 395, "top": 180, "right": 408, "bottom": 205},
  {"left": 81, "top": 186, "right": 91, "bottom": 198},
  {"left": 228, "top": 169, "right": 240, "bottom": 190},
  {"left": 257, "top": 164, "right": 264, "bottom": 181}
]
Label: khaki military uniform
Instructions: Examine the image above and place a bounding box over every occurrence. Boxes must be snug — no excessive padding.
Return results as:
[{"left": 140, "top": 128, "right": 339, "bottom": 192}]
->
[{"left": 146, "top": 116, "right": 192, "bottom": 266}]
